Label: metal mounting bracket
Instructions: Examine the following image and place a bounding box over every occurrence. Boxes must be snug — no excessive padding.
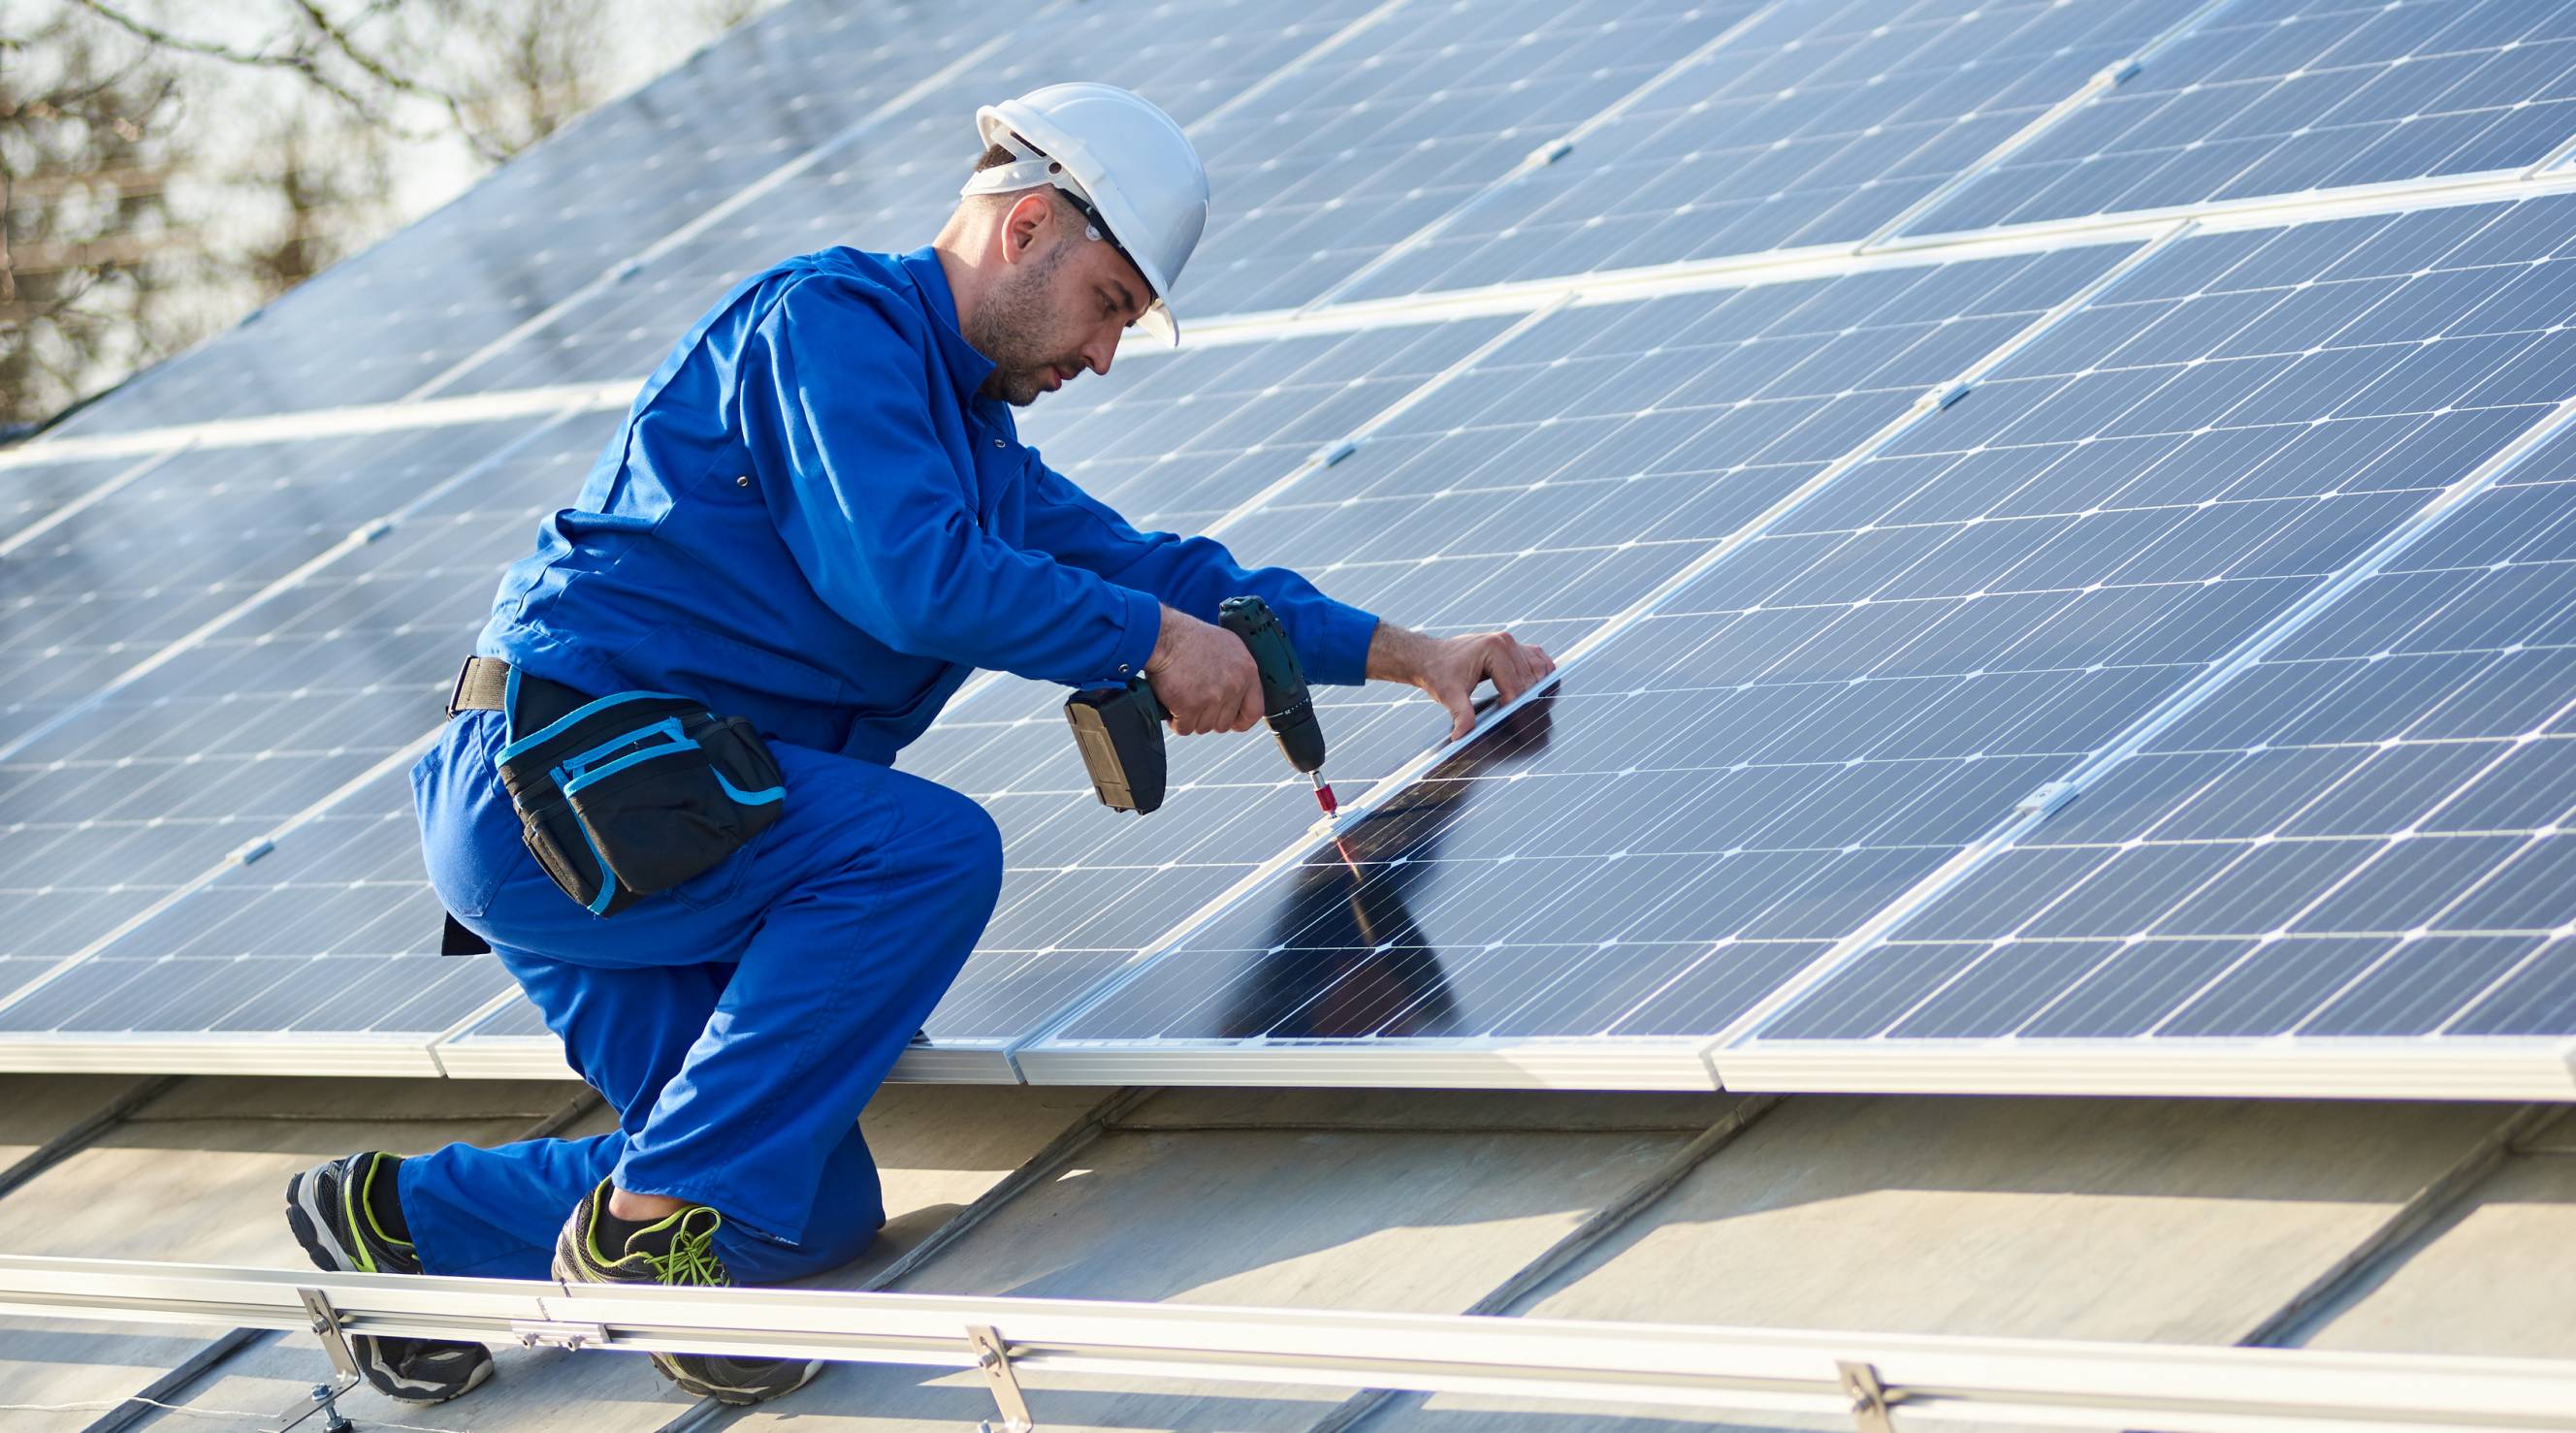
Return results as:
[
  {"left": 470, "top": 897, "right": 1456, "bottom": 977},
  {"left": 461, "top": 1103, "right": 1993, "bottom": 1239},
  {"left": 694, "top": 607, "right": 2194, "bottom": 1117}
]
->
[
  {"left": 969, "top": 1322, "right": 1036, "bottom": 1433},
  {"left": 308, "top": 1381, "right": 354, "bottom": 1433},
  {"left": 1837, "top": 1358, "right": 1897, "bottom": 1433},
  {"left": 297, "top": 1287, "right": 360, "bottom": 1383},
  {"left": 511, "top": 1318, "right": 609, "bottom": 1351}
]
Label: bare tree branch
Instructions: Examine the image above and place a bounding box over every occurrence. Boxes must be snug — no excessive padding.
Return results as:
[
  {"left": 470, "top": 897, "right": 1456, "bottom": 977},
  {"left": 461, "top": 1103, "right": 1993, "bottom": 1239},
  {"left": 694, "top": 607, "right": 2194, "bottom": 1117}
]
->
[
  {"left": 286, "top": 0, "right": 509, "bottom": 162},
  {"left": 64, "top": 0, "right": 500, "bottom": 159}
]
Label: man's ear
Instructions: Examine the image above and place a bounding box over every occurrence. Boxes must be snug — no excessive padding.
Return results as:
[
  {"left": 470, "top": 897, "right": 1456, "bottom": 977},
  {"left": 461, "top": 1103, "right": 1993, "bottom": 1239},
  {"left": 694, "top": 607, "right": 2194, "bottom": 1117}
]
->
[{"left": 1002, "top": 192, "right": 1056, "bottom": 264}]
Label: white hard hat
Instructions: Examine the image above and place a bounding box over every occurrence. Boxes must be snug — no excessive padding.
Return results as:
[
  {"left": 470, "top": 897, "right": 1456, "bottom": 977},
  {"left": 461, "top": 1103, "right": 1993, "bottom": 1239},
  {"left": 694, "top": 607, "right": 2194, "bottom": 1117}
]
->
[{"left": 958, "top": 82, "right": 1208, "bottom": 345}]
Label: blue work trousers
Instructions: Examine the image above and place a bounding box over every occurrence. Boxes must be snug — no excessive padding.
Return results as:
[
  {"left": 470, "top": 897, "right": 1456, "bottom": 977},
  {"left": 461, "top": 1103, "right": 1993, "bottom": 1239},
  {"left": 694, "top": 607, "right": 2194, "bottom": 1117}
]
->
[{"left": 396, "top": 708, "right": 1003, "bottom": 1284}]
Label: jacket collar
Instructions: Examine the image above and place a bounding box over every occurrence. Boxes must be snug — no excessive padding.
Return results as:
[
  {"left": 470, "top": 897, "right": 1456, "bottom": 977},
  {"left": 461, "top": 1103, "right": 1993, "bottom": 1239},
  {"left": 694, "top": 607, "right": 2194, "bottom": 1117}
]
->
[{"left": 894, "top": 246, "right": 1000, "bottom": 411}]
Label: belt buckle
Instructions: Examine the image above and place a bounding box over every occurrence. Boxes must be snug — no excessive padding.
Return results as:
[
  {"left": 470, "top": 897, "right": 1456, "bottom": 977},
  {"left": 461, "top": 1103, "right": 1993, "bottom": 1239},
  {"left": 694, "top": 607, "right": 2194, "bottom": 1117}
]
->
[{"left": 445, "top": 656, "right": 479, "bottom": 719}]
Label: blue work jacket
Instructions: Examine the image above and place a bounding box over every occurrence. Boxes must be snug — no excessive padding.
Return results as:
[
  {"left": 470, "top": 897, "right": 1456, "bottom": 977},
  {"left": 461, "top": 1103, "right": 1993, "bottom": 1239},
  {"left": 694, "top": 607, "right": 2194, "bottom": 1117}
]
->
[{"left": 475, "top": 246, "right": 1378, "bottom": 765}]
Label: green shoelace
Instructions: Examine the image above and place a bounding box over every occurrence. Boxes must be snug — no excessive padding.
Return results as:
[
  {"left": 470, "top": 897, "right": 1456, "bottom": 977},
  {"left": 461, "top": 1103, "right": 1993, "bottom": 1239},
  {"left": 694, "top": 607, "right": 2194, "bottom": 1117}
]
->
[{"left": 640, "top": 1210, "right": 731, "bottom": 1288}]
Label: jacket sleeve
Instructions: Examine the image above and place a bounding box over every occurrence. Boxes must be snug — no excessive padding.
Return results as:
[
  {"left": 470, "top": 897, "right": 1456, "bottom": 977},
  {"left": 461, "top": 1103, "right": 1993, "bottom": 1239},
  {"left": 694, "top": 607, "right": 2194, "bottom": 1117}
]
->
[
  {"left": 738, "top": 275, "right": 1162, "bottom": 686},
  {"left": 1019, "top": 461, "right": 1380, "bottom": 686}
]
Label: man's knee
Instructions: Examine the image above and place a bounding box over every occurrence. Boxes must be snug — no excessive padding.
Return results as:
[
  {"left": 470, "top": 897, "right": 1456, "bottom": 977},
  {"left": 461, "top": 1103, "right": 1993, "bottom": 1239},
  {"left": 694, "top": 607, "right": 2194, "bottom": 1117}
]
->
[{"left": 891, "top": 776, "right": 1004, "bottom": 911}]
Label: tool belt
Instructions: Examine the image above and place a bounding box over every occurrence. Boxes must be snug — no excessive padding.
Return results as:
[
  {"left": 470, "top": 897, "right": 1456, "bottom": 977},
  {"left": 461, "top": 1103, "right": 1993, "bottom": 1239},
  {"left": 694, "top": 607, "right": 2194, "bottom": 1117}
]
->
[{"left": 446, "top": 656, "right": 786, "bottom": 919}]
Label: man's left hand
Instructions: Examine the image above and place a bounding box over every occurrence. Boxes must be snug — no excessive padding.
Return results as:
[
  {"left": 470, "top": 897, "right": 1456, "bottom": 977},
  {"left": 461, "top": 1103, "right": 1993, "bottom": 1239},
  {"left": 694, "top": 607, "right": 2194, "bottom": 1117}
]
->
[{"left": 1368, "top": 623, "right": 1557, "bottom": 742}]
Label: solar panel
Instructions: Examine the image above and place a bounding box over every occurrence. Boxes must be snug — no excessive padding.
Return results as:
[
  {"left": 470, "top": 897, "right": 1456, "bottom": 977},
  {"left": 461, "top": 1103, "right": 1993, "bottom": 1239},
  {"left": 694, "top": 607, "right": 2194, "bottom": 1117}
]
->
[
  {"left": 1020, "top": 195, "right": 2576, "bottom": 1084},
  {"left": 1728, "top": 427, "right": 2576, "bottom": 1091},
  {"left": 0, "top": 416, "right": 611, "bottom": 1063},
  {"left": 1912, "top": 0, "right": 2576, "bottom": 237},
  {"left": 14, "top": 0, "right": 2576, "bottom": 1097},
  {"left": 1335, "top": 0, "right": 2181, "bottom": 302}
]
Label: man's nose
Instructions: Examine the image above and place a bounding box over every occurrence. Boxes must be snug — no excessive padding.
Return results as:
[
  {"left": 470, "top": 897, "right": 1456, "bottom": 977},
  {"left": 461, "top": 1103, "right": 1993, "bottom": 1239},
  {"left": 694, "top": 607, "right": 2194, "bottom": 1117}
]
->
[{"left": 1082, "top": 334, "right": 1116, "bottom": 377}]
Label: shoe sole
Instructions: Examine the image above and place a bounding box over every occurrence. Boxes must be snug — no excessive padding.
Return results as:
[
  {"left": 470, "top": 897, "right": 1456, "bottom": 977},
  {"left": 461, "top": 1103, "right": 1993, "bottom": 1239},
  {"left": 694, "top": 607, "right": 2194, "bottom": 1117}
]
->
[
  {"left": 551, "top": 1241, "right": 821, "bottom": 1404},
  {"left": 285, "top": 1164, "right": 495, "bottom": 1405}
]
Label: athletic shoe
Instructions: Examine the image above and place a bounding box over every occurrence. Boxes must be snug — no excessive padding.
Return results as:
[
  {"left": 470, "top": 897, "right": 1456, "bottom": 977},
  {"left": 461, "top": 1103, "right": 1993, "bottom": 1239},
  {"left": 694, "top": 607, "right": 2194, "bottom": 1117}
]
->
[
  {"left": 552, "top": 1179, "right": 821, "bottom": 1404},
  {"left": 284, "top": 1152, "right": 496, "bottom": 1403}
]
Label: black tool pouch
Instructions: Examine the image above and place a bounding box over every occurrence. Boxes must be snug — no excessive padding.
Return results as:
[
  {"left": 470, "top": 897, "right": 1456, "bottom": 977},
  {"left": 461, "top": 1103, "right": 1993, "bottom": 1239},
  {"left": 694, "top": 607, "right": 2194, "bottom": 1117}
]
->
[{"left": 494, "top": 690, "right": 785, "bottom": 917}]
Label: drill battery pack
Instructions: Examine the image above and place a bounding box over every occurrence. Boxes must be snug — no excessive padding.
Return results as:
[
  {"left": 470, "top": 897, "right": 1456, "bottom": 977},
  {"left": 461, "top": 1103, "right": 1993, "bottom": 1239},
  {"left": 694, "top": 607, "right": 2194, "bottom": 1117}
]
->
[{"left": 1065, "top": 678, "right": 1168, "bottom": 814}]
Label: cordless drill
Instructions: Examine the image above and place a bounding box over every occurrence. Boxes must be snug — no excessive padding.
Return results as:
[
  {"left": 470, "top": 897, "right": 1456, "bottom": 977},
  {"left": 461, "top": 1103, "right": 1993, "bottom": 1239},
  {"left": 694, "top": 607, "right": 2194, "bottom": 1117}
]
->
[{"left": 1065, "top": 595, "right": 1336, "bottom": 816}]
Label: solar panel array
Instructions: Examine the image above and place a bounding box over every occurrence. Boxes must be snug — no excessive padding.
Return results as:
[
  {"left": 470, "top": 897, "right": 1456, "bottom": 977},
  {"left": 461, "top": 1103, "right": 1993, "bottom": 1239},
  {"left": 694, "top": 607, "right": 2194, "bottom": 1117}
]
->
[{"left": 11, "top": 0, "right": 2576, "bottom": 1098}]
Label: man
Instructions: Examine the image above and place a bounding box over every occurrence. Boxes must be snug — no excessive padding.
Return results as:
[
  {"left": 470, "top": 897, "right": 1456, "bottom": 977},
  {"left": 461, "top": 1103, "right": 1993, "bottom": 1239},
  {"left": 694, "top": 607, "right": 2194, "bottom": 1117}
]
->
[{"left": 283, "top": 83, "right": 1552, "bottom": 1406}]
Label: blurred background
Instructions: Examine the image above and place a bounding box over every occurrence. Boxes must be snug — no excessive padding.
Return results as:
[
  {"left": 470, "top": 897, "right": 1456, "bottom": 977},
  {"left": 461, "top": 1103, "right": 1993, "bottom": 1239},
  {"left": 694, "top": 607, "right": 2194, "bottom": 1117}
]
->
[{"left": 2, "top": 0, "right": 781, "bottom": 436}]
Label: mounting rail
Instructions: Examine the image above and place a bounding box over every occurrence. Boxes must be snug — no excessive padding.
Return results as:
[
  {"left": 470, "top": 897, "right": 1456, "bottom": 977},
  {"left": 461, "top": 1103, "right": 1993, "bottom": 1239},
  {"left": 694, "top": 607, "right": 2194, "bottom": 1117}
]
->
[{"left": 6, "top": 1256, "right": 2576, "bottom": 1432}]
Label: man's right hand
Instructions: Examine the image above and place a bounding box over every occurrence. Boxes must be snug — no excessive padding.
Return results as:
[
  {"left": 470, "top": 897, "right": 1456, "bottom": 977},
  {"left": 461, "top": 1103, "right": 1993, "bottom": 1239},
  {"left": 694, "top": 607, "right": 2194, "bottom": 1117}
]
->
[{"left": 1145, "top": 605, "right": 1263, "bottom": 736}]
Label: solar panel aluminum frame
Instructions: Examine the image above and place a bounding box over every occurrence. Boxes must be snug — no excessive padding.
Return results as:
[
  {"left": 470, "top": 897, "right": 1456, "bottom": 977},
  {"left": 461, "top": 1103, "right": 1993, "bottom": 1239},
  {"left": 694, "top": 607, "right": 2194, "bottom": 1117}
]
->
[
  {"left": 429, "top": 1020, "right": 1027, "bottom": 1085},
  {"left": 1716, "top": 1035, "right": 2576, "bottom": 1102},
  {"left": 0, "top": 1030, "right": 452, "bottom": 1078},
  {"left": 1880, "top": 144, "right": 2576, "bottom": 257},
  {"left": 1015, "top": 1035, "right": 1722, "bottom": 1091}
]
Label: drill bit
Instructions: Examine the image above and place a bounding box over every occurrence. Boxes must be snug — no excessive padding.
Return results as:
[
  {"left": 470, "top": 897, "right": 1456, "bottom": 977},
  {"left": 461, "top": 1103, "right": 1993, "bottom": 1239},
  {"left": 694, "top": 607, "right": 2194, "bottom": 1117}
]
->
[{"left": 1310, "top": 773, "right": 1362, "bottom": 874}]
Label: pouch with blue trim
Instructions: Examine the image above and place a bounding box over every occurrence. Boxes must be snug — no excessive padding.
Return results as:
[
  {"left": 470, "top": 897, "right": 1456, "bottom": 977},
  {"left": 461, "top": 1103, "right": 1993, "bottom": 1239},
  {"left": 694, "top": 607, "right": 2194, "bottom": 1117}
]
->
[{"left": 493, "top": 686, "right": 785, "bottom": 917}]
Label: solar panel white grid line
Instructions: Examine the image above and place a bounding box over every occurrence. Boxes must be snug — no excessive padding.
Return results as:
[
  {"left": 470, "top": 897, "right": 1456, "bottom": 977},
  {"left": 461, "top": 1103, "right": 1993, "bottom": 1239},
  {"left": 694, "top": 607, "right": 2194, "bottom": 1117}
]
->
[
  {"left": 899, "top": 244, "right": 2136, "bottom": 1050},
  {"left": 1909, "top": 0, "right": 2576, "bottom": 239},
  {"left": 1749, "top": 463, "right": 2576, "bottom": 1050},
  {"left": 1027, "top": 194, "right": 2576, "bottom": 1062},
  {"left": 1330, "top": 0, "right": 2185, "bottom": 303}
]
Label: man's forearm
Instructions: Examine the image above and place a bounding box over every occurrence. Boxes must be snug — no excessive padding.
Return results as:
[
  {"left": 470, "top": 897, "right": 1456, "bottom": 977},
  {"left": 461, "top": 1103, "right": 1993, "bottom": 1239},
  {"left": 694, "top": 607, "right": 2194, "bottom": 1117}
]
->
[{"left": 1365, "top": 621, "right": 1439, "bottom": 686}]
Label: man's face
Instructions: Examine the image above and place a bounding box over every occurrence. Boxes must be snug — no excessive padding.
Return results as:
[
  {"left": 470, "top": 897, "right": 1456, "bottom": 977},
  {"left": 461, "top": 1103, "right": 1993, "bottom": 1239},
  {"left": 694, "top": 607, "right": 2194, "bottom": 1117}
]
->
[{"left": 968, "top": 197, "right": 1150, "bottom": 407}]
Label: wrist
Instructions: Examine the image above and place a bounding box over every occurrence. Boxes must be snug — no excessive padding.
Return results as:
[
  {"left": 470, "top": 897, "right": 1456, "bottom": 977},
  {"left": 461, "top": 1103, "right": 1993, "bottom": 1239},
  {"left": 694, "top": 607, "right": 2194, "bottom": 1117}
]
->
[{"left": 1145, "top": 604, "right": 1179, "bottom": 675}]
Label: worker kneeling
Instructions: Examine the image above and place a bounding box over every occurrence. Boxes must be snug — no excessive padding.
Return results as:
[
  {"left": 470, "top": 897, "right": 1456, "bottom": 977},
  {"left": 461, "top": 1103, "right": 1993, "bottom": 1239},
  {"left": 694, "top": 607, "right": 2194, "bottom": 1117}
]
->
[{"left": 283, "top": 83, "right": 1552, "bottom": 1407}]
